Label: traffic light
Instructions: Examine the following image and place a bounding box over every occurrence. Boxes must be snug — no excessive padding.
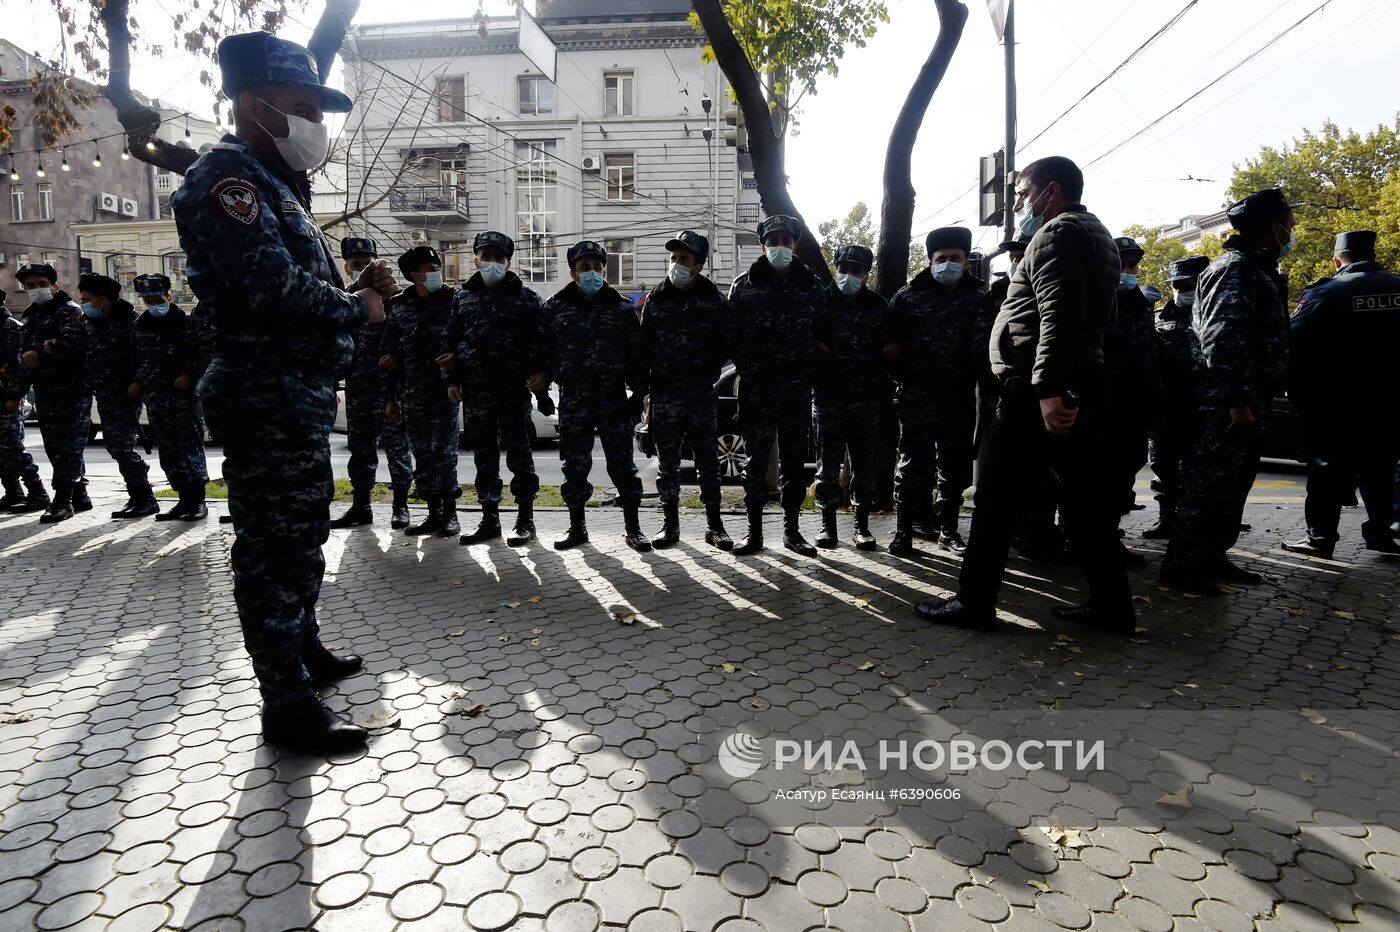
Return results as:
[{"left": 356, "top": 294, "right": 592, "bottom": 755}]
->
[
  {"left": 723, "top": 107, "right": 748, "bottom": 152},
  {"left": 979, "top": 149, "right": 1004, "bottom": 227}
]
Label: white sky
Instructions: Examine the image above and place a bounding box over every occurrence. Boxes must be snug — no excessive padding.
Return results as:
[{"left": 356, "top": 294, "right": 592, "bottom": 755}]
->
[{"left": 12, "top": 0, "right": 1400, "bottom": 247}]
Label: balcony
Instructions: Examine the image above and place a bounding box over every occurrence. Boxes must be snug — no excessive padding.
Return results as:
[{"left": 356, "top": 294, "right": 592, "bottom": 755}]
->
[
  {"left": 155, "top": 173, "right": 176, "bottom": 193},
  {"left": 388, "top": 184, "right": 469, "bottom": 221},
  {"left": 737, "top": 203, "right": 760, "bottom": 225}
]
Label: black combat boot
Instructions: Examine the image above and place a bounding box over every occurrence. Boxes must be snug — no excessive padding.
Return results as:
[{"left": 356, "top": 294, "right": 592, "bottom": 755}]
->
[
  {"left": 507, "top": 501, "right": 536, "bottom": 546},
  {"left": 815, "top": 505, "right": 839, "bottom": 549},
  {"left": 261, "top": 696, "right": 368, "bottom": 755},
  {"left": 406, "top": 497, "right": 443, "bottom": 536},
  {"left": 733, "top": 503, "right": 765, "bottom": 555},
  {"left": 219, "top": 514, "right": 234, "bottom": 525},
  {"left": 113, "top": 484, "right": 160, "bottom": 519},
  {"left": 623, "top": 504, "right": 652, "bottom": 552},
  {"left": 704, "top": 501, "right": 732, "bottom": 552},
  {"left": 11, "top": 476, "right": 49, "bottom": 513},
  {"left": 783, "top": 504, "right": 817, "bottom": 557},
  {"left": 888, "top": 501, "right": 916, "bottom": 555},
  {"left": 182, "top": 484, "right": 208, "bottom": 521},
  {"left": 438, "top": 498, "right": 460, "bottom": 537},
  {"left": 302, "top": 641, "right": 364, "bottom": 687},
  {"left": 330, "top": 485, "right": 374, "bottom": 528},
  {"left": 853, "top": 505, "right": 877, "bottom": 552},
  {"left": 390, "top": 489, "right": 411, "bottom": 530},
  {"left": 554, "top": 506, "right": 589, "bottom": 550},
  {"left": 652, "top": 501, "right": 680, "bottom": 549},
  {"left": 40, "top": 482, "right": 75, "bottom": 524},
  {"left": 915, "top": 596, "right": 995, "bottom": 631},
  {"left": 461, "top": 501, "right": 502, "bottom": 544},
  {"left": 0, "top": 478, "right": 25, "bottom": 510},
  {"left": 156, "top": 486, "right": 193, "bottom": 522},
  {"left": 71, "top": 482, "right": 92, "bottom": 513}
]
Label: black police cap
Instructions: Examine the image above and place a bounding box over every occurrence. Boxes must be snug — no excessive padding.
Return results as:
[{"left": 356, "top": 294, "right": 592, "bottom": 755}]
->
[
  {"left": 474, "top": 231, "right": 515, "bottom": 259},
  {"left": 926, "top": 226, "right": 972, "bottom": 255},
  {"left": 1114, "top": 236, "right": 1145, "bottom": 259},
  {"left": 1335, "top": 230, "right": 1376, "bottom": 255},
  {"left": 133, "top": 273, "right": 172, "bottom": 296},
  {"left": 833, "top": 244, "right": 874, "bottom": 270},
  {"left": 567, "top": 241, "right": 607, "bottom": 267},
  {"left": 78, "top": 272, "right": 121, "bottom": 302},
  {"left": 665, "top": 230, "right": 710, "bottom": 265},
  {"left": 397, "top": 245, "right": 441, "bottom": 278},
  {"left": 340, "top": 237, "right": 377, "bottom": 259},
  {"left": 1226, "top": 188, "right": 1301, "bottom": 231},
  {"left": 15, "top": 263, "right": 57, "bottom": 285},
  {"left": 1167, "top": 255, "right": 1210, "bottom": 282},
  {"left": 999, "top": 237, "right": 1029, "bottom": 254},
  {"left": 217, "top": 32, "right": 353, "bottom": 113},
  {"left": 757, "top": 215, "right": 802, "bottom": 242}
]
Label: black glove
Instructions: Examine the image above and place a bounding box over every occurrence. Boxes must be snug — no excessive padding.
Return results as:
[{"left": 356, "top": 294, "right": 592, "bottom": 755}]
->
[{"left": 534, "top": 389, "right": 555, "bottom": 417}]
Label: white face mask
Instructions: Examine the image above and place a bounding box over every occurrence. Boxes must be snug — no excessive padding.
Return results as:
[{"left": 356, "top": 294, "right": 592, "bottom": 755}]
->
[
  {"left": 835, "top": 273, "right": 863, "bottom": 296},
  {"left": 478, "top": 261, "right": 507, "bottom": 286},
  {"left": 765, "top": 246, "right": 794, "bottom": 270},
  {"left": 423, "top": 271, "right": 444, "bottom": 292},
  {"left": 668, "top": 263, "right": 694, "bottom": 288},
  {"left": 1174, "top": 291, "right": 1195, "bottom": 308},
  {"left": 26, "top": 287, "right": 53, "bottom": 304},
  {"left": 255, "top": 98, "right": 331, "bottom": 172}
]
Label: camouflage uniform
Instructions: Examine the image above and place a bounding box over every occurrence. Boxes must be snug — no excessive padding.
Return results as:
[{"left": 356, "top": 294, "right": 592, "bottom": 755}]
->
[
  {"left": 1103, "top": 283, "right": 1159, "bottom": 516},
  {"left": 84, "top": 300, "right": 151, "bottom": 500},
  {"left": 541, "top": 281, "right": 644, "bottom": 509},
  {"left": 885, "top": 268, "right": 989, "bottom": 533},
  {"left": 640, "top": 274, "right": 729, "bottom": 508},
  {"left": 381, "top": 286, "right": 459, "bottom": 500},
  {"left": 18, "top": 292, "right": 90, "bottom": 488},
  {"left": 1163, "top": 236, "right": 1290, "bottom": 578},
  {"left": 1148, "top": 297, "right": 1203, "bottom": 522},
  {"left": 813, "top": 280, "right": 888, "bottom": 509},
  {"left": 134, "top": 305, "right": 209, "bottom": 493},
  {"left": 443, "top": 270, "right": 544, "bottom": 505},
  {"left": 344, "top": 317, "right": 412, "bottom": 495},
  {"left": 172, "top": 132, "right": 367, "bottom": 709},
  {"left": 728, "top": 255, "right": 824, "bottom": 511},
  {"left": 0, "top": 310, "right": 42, "bottom": 496}
]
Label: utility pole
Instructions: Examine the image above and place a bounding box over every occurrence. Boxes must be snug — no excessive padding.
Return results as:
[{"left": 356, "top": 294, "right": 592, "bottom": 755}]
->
[{"left": 1002, "top": 0, "right": 1017, "bottom": 243}]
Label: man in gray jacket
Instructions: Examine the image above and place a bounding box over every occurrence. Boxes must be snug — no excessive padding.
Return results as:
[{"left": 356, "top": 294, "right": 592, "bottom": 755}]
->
[{"left": 916, "top": 156, "right": 1135, "bottom": 634}]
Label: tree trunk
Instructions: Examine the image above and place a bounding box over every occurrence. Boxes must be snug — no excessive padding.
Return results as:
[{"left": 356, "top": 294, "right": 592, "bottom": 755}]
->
[
  {"left": 874, "top": 0, "right": 968, "bottom": 299},
  {"left": 690, "top": 0, "right": 830, "bottom": 282}
]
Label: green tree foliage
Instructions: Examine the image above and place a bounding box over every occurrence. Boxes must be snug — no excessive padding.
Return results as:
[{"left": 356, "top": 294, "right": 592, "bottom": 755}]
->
[
  {"left": 1121, "top": 223, "right": 1224, "bottom": 299},
  {"left": 818, "top": 201, "right": 927, "bottom": 282}
]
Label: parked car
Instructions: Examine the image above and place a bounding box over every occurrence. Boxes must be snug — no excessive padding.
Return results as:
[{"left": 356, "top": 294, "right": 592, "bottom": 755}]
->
[{"left": 334, "top": 386, "right": 561, "bottom": 446}]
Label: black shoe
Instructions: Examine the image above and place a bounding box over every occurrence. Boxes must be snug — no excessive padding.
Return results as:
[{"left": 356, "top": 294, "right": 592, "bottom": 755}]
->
[
  {"left": 71, "top": 485, "right": 93, "bottom": 513},
  {"left": 124, "top": 497, "right": 160, "bottom": 519},
  {"left": 783, "top": 508, "right": 817, "bottom": 557},
  {"left": 888, "top": 530, "right": 915, "bottom": 555},
  {"left": 39, "top": 500, "right": 74, "bottom": 524},
  {"left": 815, "top": 506, "right": 839, "bottom": 549},
  {"left": 219, "top": 514, "right": 234, "bottom": 525},
  {"left": 733, "top": 506, "right": 764, "bottom": 555},
  {"left": 507, "top": 503, "right": 536, "bottom": 547},
  {"left": 1364, "top": 538, "right": 1400, "bottom": 557},
  {"left": 0, "top": 489, "right": 26, "bottom": 510},
  {"left": 1239, "top": 523, "right": 1252, "bottom": 533},
  {"left": 704, "top": 501, "right": 732, "bottom": 551},
  {"left": 261, "top": 697, "right": 368, "bottom": 755},
  {"left": 623, "top": 505, "right": 652, "bottom": 552},
  {"left": 438, "top": 500, "right": 460, "bottom": 537},
  {"left": 183, "top": 500, "right": 209, "bottom": 521},
  {"left": 1281, "top": 539, "right": 1334, "bottom": 559},
  {"left": 406, "top": 497, "right": 443, "bottom": 536},
  {"left": 302, "top": 647, "right": 364, "bottom": 687},
  {"left": 390, "top": 490, "right": 411, "bottom": 530},
  {"left": 11, "top": 482, "right": 50, "bottom": 513},
  {"left": 554, "top": 507, "right": 589, "bottom": 550},
  {"left": 1050, "top": 601, "right": 1136, "bottom": 635},
  {"left": 1141, "top": 519, "right": 1172, "bottom": 540},
  {"left": 911, "top": 520, "right": 939, "bottom": 541},
  {"left": 461, "top": 506, "right": 502, "bottom": 544},
  {"left": 330, "top": 488, "right": 374, "bottom": 528},
  {"left": 1120, "top": 543, "right": 1147, "bottom": 566},
  {"left": 853, "top": 505, "right": 877, "bottom": 551},
  {"left": 652, "top": 500, "right": 680, "bottom": 549},
  {"left": 156, "top": 488, "right": 193, "bottom": 522},
  {"left": 1160, "top": 566, "right": 1220, "bottom": 596},
  {"left": 940, "top": 530, "right": 967, "bottom": 555},
  {"left": 915, "top": 597, "right": 995, "bottom": 631},
  {"left": 1214, "top": 559, "right": 1262, "bottom": 584}
]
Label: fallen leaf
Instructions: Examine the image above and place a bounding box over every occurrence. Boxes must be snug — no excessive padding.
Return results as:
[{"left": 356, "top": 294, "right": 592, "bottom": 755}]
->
[
  {"left": 746, "top": 698, "right": 764, "bottom": 710},
  {"left": 0, "top": 713, "right": 33, "bottom": 725},
  {"left": 1182, "top": 592, "right": 1203, "bottom": 600},
  {"left": 1068, "top": 647, "right": 1083, "bottom": 654},
  {"left": 1132, "top": 595, "right": 1151, "bottom": 605},
  {"left": 1299, "top": 771, "right": 1315, "bottom": 783},
  {"left": 858, "top": 661, "right": 875, "bottom": 671},
  {"left": 1040, "top": 826, "right": 1086, "bottom": 850},
  {"left": 1333, "top": 610, "right": 1356, "bottom": 621},
  {"left": 1301, "top": 708, "right": 1327, "bottom": 725},
  {"left": 1156, "top": 786, "right": 1193, "bottom": 809},
  {"left": 1055, "top": 634, "right": 1074, "bottom": 643},
  {"left": 502, "top": 600, "right": 523, "bottom": 609},
  {"left": 531, "top": 628, "right": 543, "bottom": 636},
  {"left": 722, "top": 662, "right": 740, "bottom": 674},
  {"left": 530, "top": 638, "right": 541, "bottom": 647},
  {"left": 1335, "top": 664, "right": 1351, "bottom": 670},
  {"left": 851, "top": 594, "right": 871, "bottom": 606},
  {"left": 528, "top": 596, "right": 543, "bottom": 604},
  {"left": 1156, "top": 586, "right": 1172, "bottom": 592},
  {"left": 1027, "top": 880, "right": 1052, "bottom": 893},
  {"left": 447, "top": 629, "right": 465, "bottom": 638},
  {"left": 458, "top": 703, "right": 490, "bottom": 718},
  {"left": 1182, "top": 683, "right": 1198, "bottom": 689},
  {"left": 358, "top": 711, "right": 401, "bottom": 730}
]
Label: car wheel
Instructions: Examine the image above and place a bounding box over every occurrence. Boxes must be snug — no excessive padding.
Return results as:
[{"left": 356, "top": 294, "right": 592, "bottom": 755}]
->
[{"left": 717, "top": 433, "right": 746, "bottom": 479}]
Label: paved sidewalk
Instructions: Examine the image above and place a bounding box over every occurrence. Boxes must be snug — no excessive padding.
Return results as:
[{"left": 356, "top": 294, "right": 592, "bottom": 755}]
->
[{"left": 1, "top": 494, "right": 1398, "bottom": 931}]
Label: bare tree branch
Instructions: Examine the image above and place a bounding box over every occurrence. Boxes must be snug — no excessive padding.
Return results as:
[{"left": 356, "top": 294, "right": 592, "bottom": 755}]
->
[{"left": 101, "top": 0, "right": 197, "bottom": 174}]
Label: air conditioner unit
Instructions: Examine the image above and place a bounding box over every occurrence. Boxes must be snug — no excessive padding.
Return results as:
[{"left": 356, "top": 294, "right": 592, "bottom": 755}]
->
[
  {"left": 96, "top": 192, "right": 119, "bottom": 213},
  {"left": 406, "top": 229, "right": 430, "bottom": 245},
  {"left": 119, "top": 198, "right": 139, "bottom": 217},
  {"left": 581, "top": 154, "right": 602, "bottom": 173}
]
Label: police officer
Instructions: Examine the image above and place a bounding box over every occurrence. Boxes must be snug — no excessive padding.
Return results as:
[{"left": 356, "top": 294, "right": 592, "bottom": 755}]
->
[
  {"left": 1162, "top": 188, "right": 1297, "bottom": 595},
  {"left": 1104, "top": 237, "right": 1159, "bottom": 563},
  {"left": 131, "top": 273, "right": 209, "bottom": 520},
  {"left": 728, "top": 215, "right": 825, "bottom": 556},
  {"left": 0, "top": 298, "right": 49, "bottom": 512},
  {"left": 331, "top": 237, "right": 413, "bottom": 531},
  {"left": 812, "top": 244, "right": 888, "bottom": 550},
  {"left": 539, "top": 240, "right": 649, "bottom": 551},
  {"left": 12, "top": 263, "right": 91, "bottom": 523},
  {"left": 79, "top": 272, "right": 157, "bottom": 519},
  {"left": 172, "top": 32, "right": 398, "bottom": 752},
  {"left": 639, "top": 230, "right": 732, "bottom": 550},
  {"left": 439, "top": 231, "right": 545, "bottom": 547},
  {"left": 988, "top": 237, "right": 1026, "bottom": 308},
  {"left": 381, "top": 245, "right": 460, "bottom": 538},
  {"left": 1143, "top": 255, "right": 1208, "bottom": 539},
  {"left": 1282, "top": 230, "right": 1400, "bottom": 558},
  {"left": 885, "top": 226, "right": 989, "bottom": 554}
]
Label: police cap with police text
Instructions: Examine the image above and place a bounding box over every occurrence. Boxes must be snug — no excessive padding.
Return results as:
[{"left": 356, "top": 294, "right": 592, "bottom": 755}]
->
[
  {"left": 474, "top": 231, "right": 515, "bottom": 258},
  {"left": 1335, "top": 230, "right": 1376, "bottom": 255},
  {"left": 1226, "top": 188, "right": 1301, "bottom": 232},
  {"left": 833, "top": 244, "right": 874, "bottom": 270},
  {"left": 1114, "top": 236, "right": 1145, "bottom": 261},
  {"left": 567, "top": 240, "right": 608, "bottom": 267},
  {"left": 340, "top": 237, "right": 377, "bottom": 259},
  {"left": 397, "top": 245, "right": 441, "bottom": 278},
  {"left": 926, "top": 226, "right": 972, "bottom": 255},
  {"left": 78, "top": 273, "right": 122, "bottom": 302},
  {"left": 1167, "top": 255, "right": 1210, "bottom": 283},
  {"left": 133, "top": 273, "right": 172, "bottom": 296},
  {"left": 757, "top": 215, "right": 803, "bottom": 243},
  {"left": 15, "top": 263, "right": 57, "bottom": 285},
  {"left": 217, "top": 32, "right": 353, "bottom": 113},
  {"left": 665, "top": 230, "right": 710, "bottom": 265}
]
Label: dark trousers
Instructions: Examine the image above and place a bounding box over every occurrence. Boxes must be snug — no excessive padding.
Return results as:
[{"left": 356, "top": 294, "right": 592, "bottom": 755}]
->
[
  {"left": 958, "top": 372, "right": 1131, "bottom": 613},
  {"left": 1148, "top": 403, "right": 1198, "bottom": 517},
  {"left": 1164, "top": 403, "right": 1268, "bottom": 575},
  {"left": 144, "top": 392, "right": 208, "bottom": 492},
  {"left": 813, "top": 397, "right": 879, "bottom": 509},
  {"left": 739, "top": 382, "right": 811, "bottom": 511},
  {"left": 895, "top": 387, "right": 975, "bottom": 532},
  {"left": 465, "top": 391, "right": 538, "bottom": 506},
  {"left": 34, "top": 385, "right": 91, "bottom": 486},
  {"left": 654, "top": 386, "right": 721, "bottom": 508},
  {"left": 558, "top": 391, "right": 640, "bottom": 509},
  {"left": 94, "top": 390, "right": 150, "bottom": 495},
  {"left": 0, "top": 411, "right": 40, "bottom": 488},
  {"left": 402, "top": 386, "right": 460, "bottom": 499},
  {"left": 345, "top": 380, "right": 412, "bottom": 493},
  {"left": 1301, "top": 416, "right": 1400, "bottom": 546}
]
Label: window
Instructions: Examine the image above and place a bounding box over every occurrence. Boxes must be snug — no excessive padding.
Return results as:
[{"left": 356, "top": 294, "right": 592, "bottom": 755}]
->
[
  {"left": 603, "top": 153, "right": 635, "bottom": 201},
  {"left": 604, "top": 71, "right": 635, "bottom": 117},
  {"left": 9, "top": 186, "right": 23, "bottom": 222},
  {"left": 514, "top": 141, "right": 558, "bottom": 283},
  {"left": 440, "top": 241, "right": 473, "bottom": 288},
  {"left": 434, "top": 76, "right": 466, "bottom": 123},
  {"left": 37, "top": 183, "right": 52, "bottom": 221},
  {"left": 106, "top": 253, "right": 137, "bottom": 282},
  {"left": 517, "top": 76, "right": 555, "bottom": 115},
  {"left": 604, "top": 238, "right": 634, "bottom": 287},
  {"left": 162, "top": 252, "right": 188, "bottom": 298},
  {"left": 16, "top": 253, "right": 30, "bottom": 267}
]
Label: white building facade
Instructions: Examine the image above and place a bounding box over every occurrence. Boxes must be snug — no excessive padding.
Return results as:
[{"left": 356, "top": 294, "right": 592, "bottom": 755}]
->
[{"left": 342, "top": 0, "right": 760, "bottom": 304}]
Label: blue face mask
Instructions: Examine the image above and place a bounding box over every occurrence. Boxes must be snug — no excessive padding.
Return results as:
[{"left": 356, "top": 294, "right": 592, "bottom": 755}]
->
[
  {"left": 146, "top": 303, "right": 171, "bottom": 318},
  {"left": 1014, "top": 186, "right": 1051, "bottom": 240},
  {"left": 478, "top": 261, "right": 507, "bottom": 286},
  {"left": 577, "top": 270, "right": 605, "bottom": 295},
  {"left": 1279, "top": 226, "right": 1296, "bottom": 260},
  {"left": 835, "top": 273, "right": 862, "bottom": 296},
  {"left": 1120, "top": 274, "right": 1138, "bottom": 289},
  {"left": 423, "top": 271, "right": 444, "bottom": 292},
  {"left": 80, "top": 303, "right": 102, "bottom": 319},
  {"left": 933, "top": 262, "right": 964, "bottom": 285}
]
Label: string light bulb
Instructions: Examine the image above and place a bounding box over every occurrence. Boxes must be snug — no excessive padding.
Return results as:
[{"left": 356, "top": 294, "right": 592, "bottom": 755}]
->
[
  {"left": 36, "top": 160, "right": 46, "bottom": 178},
  {"left": 7, "top": 160, "right": 17, "bottom": 182},
  {"left": 146, "top": 139, "right": 157, "bottom": 152},
  {"left": 92, "top": 147, "right": 102, "bottom": 168},
  {"left": 61, "top": 148, "right": 71, "bottom": 171},
  {"left": 121, "top": 143, "right": 130, "bottom": 160}
]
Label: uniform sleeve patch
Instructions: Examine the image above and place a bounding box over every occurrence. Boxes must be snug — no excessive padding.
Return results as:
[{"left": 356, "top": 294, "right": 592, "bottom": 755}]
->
[{"left": 211, "top": 176, "right": 261, "bottom": 226}]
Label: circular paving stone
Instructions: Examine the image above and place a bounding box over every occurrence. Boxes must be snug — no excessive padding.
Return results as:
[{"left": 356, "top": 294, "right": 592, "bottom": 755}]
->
[
  {"left": 54, "top": 831, "right": 110, "bottom": 863},
  {"left": 1194, "top": 899, "right": 1254, "bottom": 932},
  {"left": 1036, "top": 891, "right": 1091, "bottom": 930},
  {"left": 644, "top": 854, "right": 695, "bottom": 890},
  {"left": 794, "top": 824, "right": 841, "bottom": 854},
  {"left": 550, "top": 764, "right": 588, "bottom": 787},
  {"left": 1114, "top": 896, "right": 1173, "bottom": 932},
  {"left": 1152, "top": 848, "right": 1206, "bottom": 882},
  {"left": 178, "top": 851, "right": 236, "bottom": 885},
  {"left": 500, "top": 840, "right": 549, "bottom": 874},
  {"left": 874, "top": 876, "right": 926, "bottom": 914},
  {"left": 866, "top": 829, "right": 912, "bottom": 861},
  {"left": 300, "top": 818, "right": 349, "bottom": 847},
  {"left": 668, "top": 774, "right": 708, "bottom": 798},
  {"left": 178, "top": 800, "right": 228, "bottom": 828},
  {"left": 36, "top": 891, "right": 103, "bottom": 930},
  {"left": 314, "top": 871, "right": 371, "bottom": 909},
  {"left": 658, "top": 809, "right": 701, "bottom": 840},
  {"left": 491, "top": 759, "right": 530, "bottom": 782},
  {"left": 545, "top": 899, "right": 601, "bottom": 932},
  {"left": 722, "top": 862, "right": 771, "bottom": 898},
  {"left": 591, "top": 804, "right": 636, "bottom": 833},
  {"left": 955, "top": 885, "right": 1010, "bottom": 924},
  {"left": 713, "top": 922, "right": 763, "bottom": 932},
  {"left": 0, "top": 878, "right": 40, "bottom": 912},
  {"left": 527, "top": 798, "right": 571, "bottom": 827},
  {"left": 937, "top": 835, "right": 986, "bottom": 867},
  {"left": 390, "top": 881, "right": 446, "bottom": 921},
  {"left": 237, "top": 809, "right": 288, "bottom": 839},
  {"left": 404, "top": 787, "right": 447, "bottom": 814},
  {"left": 17, "top": 778, "right": 69, "bottom": 803},
  {"left": 115, "top": 841, "right": 173, "bottom": 874},
  {"left": 1223, "top": 848, "right": 1279, "bottom": 882},
  {"left": 1297, "top": 849, "right": 1354, "bottom": 884},
  {"left": 344, "top": 781, "right": 389, "bottom": 806},
  {"left": 121, "top": 793, "right": 173, "bottom": 820},
  {"left": 364, "top": 825, "right": 413, "bottom": 857},
  {"left": 107, "top": 902, "right": 172, "bottom": 932},
  {"left": 1081, "top": 844, "right": 1130, "bottom": 879},
  {"left": 1009, "top": 841, "right": 1058, "bottom": 875},
  {"left": 567, "top": 734, "right": 605, "bottom": 755},
  {"left": 246, "top": 861, "right": 301, "bottom": 898},
  {"left": 571, "top": 846, "right": 621, "bottom": 881},
  {"left": 466, "top": 890, "right": 521, "bottom": 931},
  {"left": 608, "top": 769, "right": 649, "bottom": 793},
  {"left": 627, "top": 907, "right": 683, "bottom": 932},
  {"left": 430, "top": 834, "right": 479, "bottom": 866},
  {"left": 70, "top": 785, "right": 121, "bottom": 810},
  {"left": 725, "top": 817, "right": 770, "bottom": 847},
  {"left": 463, "top": 793, "right": 507, "bottom": 820}
]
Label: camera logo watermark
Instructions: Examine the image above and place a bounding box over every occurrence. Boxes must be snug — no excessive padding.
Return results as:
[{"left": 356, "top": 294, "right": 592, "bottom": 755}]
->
[{"left": 718, "top": 732, "right": 767, "bottom": 778}]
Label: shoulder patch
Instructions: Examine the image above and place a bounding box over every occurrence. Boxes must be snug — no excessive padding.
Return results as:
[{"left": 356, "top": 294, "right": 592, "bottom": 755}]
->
[{"left": 211, "top": 176, "right": 261, "bottom": 226}]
